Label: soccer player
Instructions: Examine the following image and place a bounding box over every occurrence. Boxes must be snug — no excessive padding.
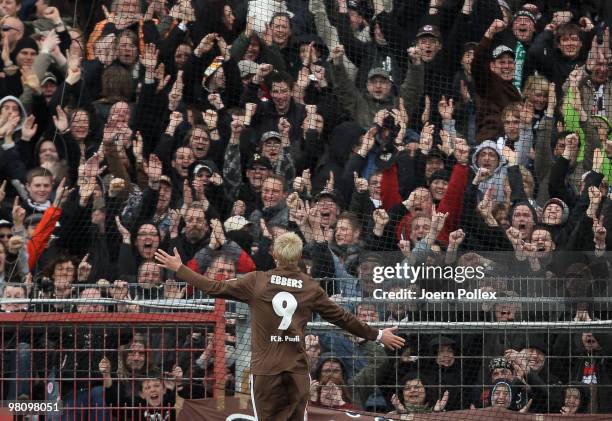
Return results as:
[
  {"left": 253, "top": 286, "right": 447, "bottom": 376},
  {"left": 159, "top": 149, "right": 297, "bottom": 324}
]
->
[{"left": 155, "top": 232, "right": 404, "bottom": 420}]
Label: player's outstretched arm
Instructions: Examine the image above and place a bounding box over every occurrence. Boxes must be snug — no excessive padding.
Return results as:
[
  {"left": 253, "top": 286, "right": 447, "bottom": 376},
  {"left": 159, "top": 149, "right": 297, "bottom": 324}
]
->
[
  {"left": 315, "top": 291, "right": 405, "bottom": 350},
  {"left": 155, "top": 248, "right": 254, "bottom": 302},
  {"left": 155, "top": 247, "right": 185, "bottom": 272},
  {"left": 378, "top": 326, "right": 405, "bottom": 350}
]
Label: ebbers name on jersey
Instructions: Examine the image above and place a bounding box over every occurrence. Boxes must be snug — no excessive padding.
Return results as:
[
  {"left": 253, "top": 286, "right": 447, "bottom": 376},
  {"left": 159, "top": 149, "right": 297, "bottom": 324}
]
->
[
  {"left": 270, "top": 275, "right": 303, "bottom": 288},
  {"left": 270, "top": 335, "right": 300, "bottom": 342}
]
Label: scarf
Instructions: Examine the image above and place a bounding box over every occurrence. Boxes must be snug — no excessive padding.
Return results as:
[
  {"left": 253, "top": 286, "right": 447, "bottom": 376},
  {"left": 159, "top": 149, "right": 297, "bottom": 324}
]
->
[
  {"left": 27, "top": 198, "right": 51, "bottom": 213},
  {"left": 513, "top": 41, "right": 526, "bottom": 90}
]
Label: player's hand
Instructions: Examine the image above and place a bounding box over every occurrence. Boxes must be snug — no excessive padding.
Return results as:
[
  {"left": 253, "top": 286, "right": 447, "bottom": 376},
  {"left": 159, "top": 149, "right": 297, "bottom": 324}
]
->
[
  {"left": 379, "top": 326, "right": 405, "bottom": 350},
  {"left": 155, "top": 247, "right": 183, "bottom": 272}
]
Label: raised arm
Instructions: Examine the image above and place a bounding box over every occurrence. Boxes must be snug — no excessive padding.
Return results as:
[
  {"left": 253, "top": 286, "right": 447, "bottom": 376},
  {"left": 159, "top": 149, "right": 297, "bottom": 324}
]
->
[{"left": 156, "top": 247, "right": 254, "bottom": 302}]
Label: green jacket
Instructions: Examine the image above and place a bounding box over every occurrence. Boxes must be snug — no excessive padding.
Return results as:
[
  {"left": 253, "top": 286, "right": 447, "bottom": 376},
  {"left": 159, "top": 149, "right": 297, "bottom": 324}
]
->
[{"left": 331, "top": 59, "right": 423, "bottom": 128}]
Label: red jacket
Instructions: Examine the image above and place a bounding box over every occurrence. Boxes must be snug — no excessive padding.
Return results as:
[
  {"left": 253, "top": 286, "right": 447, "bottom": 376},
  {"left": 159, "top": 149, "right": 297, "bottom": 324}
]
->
[{"left": 28, "top": 206, "right": 62, "bottom": 270}]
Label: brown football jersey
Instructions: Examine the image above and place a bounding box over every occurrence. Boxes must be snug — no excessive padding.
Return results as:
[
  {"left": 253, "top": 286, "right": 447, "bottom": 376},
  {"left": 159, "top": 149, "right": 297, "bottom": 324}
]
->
[{"left": 176, "top": 264, "right": 379, "bottom": 375}]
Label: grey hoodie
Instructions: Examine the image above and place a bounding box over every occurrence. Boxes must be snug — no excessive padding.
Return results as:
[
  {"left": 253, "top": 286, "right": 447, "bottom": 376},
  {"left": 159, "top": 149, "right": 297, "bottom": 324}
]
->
[
  {"left": 0, "top": 95, "right": 27, "bottom": 132},
  {"left": 471, "top": 140, "right": 508, "bottom": 203}
]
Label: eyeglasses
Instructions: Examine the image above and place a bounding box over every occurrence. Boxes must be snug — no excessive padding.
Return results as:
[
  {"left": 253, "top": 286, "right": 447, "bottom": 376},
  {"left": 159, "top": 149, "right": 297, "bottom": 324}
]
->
[{"left": 263, "top": 141, "right": 282, "bottom": 148}]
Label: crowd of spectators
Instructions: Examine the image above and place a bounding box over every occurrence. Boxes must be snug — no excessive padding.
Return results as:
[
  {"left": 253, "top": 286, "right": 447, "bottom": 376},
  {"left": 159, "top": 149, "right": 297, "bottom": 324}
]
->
[{"left": 0, "top": 0, "right": 611, "bottom": 418}]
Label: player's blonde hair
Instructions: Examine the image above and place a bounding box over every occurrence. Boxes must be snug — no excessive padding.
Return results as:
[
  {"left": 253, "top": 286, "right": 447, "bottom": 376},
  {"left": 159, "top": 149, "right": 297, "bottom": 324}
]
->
[{"left": 273, "top": 232, "right": 303, "bottom": 266}]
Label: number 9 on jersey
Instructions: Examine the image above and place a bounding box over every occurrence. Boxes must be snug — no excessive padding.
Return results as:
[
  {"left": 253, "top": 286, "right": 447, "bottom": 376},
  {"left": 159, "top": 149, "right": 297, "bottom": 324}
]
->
[{"left": 272, "top": 292, "right": 297, "bottom": 330}]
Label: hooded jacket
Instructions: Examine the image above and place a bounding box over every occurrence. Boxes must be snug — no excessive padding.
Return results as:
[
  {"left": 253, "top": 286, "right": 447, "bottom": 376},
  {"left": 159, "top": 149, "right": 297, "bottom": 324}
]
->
[
  {"left": 0, "top": 95, "right": 27, "bottom": 132},
  {"left": 488, "top": 379, "right": 529, "bottom": 411},
  {"left": 423, "top": 336, "right": 464, "bottom": 411},
  {"left": 471, "top": 140, "right": 508, "bottom": 203}
]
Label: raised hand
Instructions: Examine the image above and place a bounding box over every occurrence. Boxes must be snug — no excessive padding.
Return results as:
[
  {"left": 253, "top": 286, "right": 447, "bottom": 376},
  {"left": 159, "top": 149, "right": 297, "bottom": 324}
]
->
[
  {"left": 324, "top": 171, "right": 335, "bottom": 192},
  {"left": 53, "top": 177, "right": 72, "bottom": 208},
  {"left": 203, "top": 109, "right": 218, "bottom": 130},
  {"left": 357, "top": 127, "right": 377, "bottom": 157},
  {"left": 353, "top": 171, "right": 368, "bottom": 193},
  {"left": 439, "top": 129, "right": 453, "bottom": 156},
  {"left": 168, "top": 70, "right": 184, "bottom": 111},
  {"left": 169, "top": 0, "right": 196, "bottom": 22},
  {"left": 253, "top": 63, "right": 274, "bottom": 85},
  {"left": 53, "top": 106, "right": 69, "bottom": 133},
  {"left": 330, "top": 44, "right": 345, "bottom": 66},
  {"left": 486, "top": 19, "right": 507, "bottom": 39},
  {"left": 208, "top": 93, "right": 224, "bottom": 110},
  {"left": 588, "top": 185, "right": 602, "bottom": 207},
  {"left": 421, "top": 95, "right": 431, "bottom": 124},
  {"left": 154, "top": 63, "right": 171, "bottom": 93},
  {"left": 398, "top": 239, "right": 411, "bottom": 258},
  {"left": 473, "top": 167, "right": 491, "bottom": 185},
  {"left": 244, "top": 103, "right": 257, "bottom": 126},
  {"left": 108, "top": 177, "right": 127, "bottom": 198},
  {"left": 593, "top": 148, "right": 605, "bottom": 173},
  {"left": 430, "top": 209, "right": 449, "bottom": 235},
  {"left": 99, "top": 356, "right": 111, "bottom": 375},
  {"left": 77, "top": 253, "right": 92, "bottom": 281},
  {"left": 20, "top": 115, "right": 37, "bottom": 142},
  {"left": 164, "top": 279, "right": 185, "bottom": 299},
  {"left": 231, "top": 200, "right": 246, "bottom": 217},
  {"left": 438, "top": 96, "right": 454, "bottom": 121},
  {"left": 0, "top": 180, "right": 6, "bottom": 203},
  {"left": 506, "top": 227, "right": 522, "bottom": 246},
  {"left": 419, "top": 123, "right": 435, "bottom": 154},
  {"left": 546, "top": 83, "right": 556, "bottom": 118},
  {"left": 373, "top": 208, "right": 390, "bottom": 227},
  {"left": 453, "top": 138, "right": 470, "bottom": 165},
  {"left": 229, "top": 117, "right": 245, "bottom": 144},
  {"left": 210, "top": 172, "right": 223, "bottom": 186},
  {"left": 478, "top": 186, "right": 496, "bottom": 224},
  {"left": 6, "top": 234, "right": 24, "bottom": 254},
  {"left": 115, "top": 215, "right": 131, "bottom": 243},
  {"left": 21, "top": 67, "right": 41, "bottom": 94},
  {"left": 81, "top": 153, "right": 107, "bottom": 178},
  {"left": 501, "top": 146, "right": 516, "bottom": 168},
  {"left": 448, "top": 229, "right": 465, "bottom": 248},
  {"left": 593, "top": 215, "right": 607, "bottom": 249},
  {"left": 434, "top": 390, "right": 449, "bottom": 412},
  {"left": 41, "top": 31, "right": 60, "bottom": 54},
  {"left": 140, "top": 43, "right": 158, "bottom": 70},
  {"left": 407, "top": 45, "right": 423, "bottom": 65},
  {"left": 391, "top": 393, "right": 406, "bottom": 412}
]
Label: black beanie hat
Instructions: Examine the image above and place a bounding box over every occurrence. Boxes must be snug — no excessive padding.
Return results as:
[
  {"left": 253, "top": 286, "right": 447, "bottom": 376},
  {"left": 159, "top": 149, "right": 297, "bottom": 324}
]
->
[{"left": 13, "top": 37, "right": 39, "bottom": 57}]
